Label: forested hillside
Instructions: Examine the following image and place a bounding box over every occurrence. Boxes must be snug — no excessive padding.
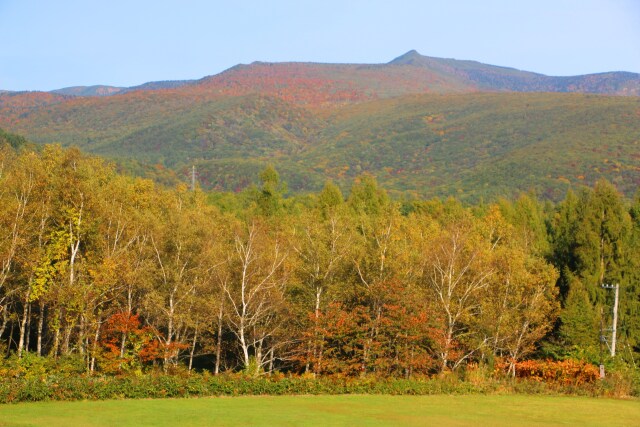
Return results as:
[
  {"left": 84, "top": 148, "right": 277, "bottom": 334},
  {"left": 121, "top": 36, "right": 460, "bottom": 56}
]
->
[
  {"left": 303, "top": 93, "right": 640, "bottom": 200},
  {"left": 1, "top": 51, "right": 639, "bottom": 201},
  {"left": 1, "top": 91, "right": 638, "bottom": 201},
  {"left": 1, "top": 144, "right": 639, "bottom": 379}
]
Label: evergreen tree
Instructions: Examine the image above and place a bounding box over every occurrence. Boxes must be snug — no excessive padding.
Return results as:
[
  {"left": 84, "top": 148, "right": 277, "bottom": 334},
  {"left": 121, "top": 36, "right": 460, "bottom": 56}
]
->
[
  {"left": 347, "top": 174, "right": 389, "bottom": 216},
  {"left": 256, "top": 165, "right": 286, "bottom": 217},
  {"left": 619, "top": 192, "right": 640, "bottom": 361},
  {"left": 574, "top": 180, "right": 630, "bottom": 302},
  {"left": 558, "top": 274, "right": 599, "bottom": 361},
  {"left": 551, "top": 189, "right": 580, "bottom": 298},
  {"left": 317, "top": 180, "right": 343, "bottom": 216}
]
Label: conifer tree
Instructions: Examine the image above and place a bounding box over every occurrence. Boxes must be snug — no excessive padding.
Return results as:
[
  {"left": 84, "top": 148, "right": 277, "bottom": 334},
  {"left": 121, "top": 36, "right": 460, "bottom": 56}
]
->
[
  {"left": 257, "top": 165, "right": 286, "bottom": 217},
  {"left": 347, "top": 174, "right": 389, "bottom": 216},
  {"left": 558, "top": 274, "right": 599, "bottom": 360}
]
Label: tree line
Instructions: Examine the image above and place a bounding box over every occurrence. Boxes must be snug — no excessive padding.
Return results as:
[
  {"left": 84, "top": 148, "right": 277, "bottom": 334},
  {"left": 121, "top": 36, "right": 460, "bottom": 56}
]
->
[{"left": 1, "top": 143, "right": 639, "bottom": 377}]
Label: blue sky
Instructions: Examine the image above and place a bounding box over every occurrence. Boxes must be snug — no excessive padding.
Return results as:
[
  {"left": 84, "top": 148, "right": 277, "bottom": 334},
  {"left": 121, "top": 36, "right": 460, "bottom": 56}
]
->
[{"left": 1, "top": 0, "right": 639, "bottom": 91}]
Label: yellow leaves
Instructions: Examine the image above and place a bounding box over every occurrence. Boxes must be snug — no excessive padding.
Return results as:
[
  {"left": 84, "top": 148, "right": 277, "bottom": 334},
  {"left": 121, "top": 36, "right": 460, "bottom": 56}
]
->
[
  {"left": 481, "top": 205, "right": 512, "bottom": 243},
  {"left": 30, "top": 268, "right": 52, "bottom": 302},
  {"left": 88, "top": 257, "right": 119, "bottom": 289}
]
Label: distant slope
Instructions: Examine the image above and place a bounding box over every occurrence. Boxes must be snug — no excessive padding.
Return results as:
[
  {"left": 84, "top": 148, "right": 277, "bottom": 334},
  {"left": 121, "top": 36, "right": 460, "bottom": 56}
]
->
[
  {"left": 0, "top": 91, "right": 71, "bottom": 126},
  {"left": 3, "top": 89, "right": 639, "bottom": 200},
  {"left": 123, "top": 79, "right": 195, "bottom": 92},
  {"left": 0, "top": 90, "right": 324, "bottom": 174},
  {"left": 300, "top": 93, "right": 640, "bottom": 200},
  {"left": 390, "top": 50, "right": 640, "bottom": 95},
  {"left": 50, "top": 80, "right": 194, "bottom": 98},
  {"left": 52, "top": 85, "right": 125, "bottom": 97},
  {"left": 2, "top": 50, "right": 638, "bottom": 115}
]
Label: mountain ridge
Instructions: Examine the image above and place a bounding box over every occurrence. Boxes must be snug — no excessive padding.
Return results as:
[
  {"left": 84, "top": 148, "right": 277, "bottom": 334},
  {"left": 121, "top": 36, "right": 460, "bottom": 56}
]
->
[
  {"left": 388, "top": 50, "right": 640, "bottom": 95},
  {"left": 5, "top": 50, "right": 639, "bottom": 97},
  {"left": 50, "top": 79, "right": 196, "bottom": 97}
]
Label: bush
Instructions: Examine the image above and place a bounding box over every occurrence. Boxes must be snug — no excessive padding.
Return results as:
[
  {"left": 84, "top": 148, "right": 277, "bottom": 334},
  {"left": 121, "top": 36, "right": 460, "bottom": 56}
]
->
[
  {"left": 596, "top": 364, "right": 639, "bottom": 398},
  {"left": 496, "top": 359, "right": 599, "bottom": 385},
  {"left": 0, "top": 352, "right": 86, "bottom": 380},
  {"left": 0, "top": 365, "right": 637, "bottom": 404},
  {"left": 0, "top": 352, "right": 48, "bottom": 379}
]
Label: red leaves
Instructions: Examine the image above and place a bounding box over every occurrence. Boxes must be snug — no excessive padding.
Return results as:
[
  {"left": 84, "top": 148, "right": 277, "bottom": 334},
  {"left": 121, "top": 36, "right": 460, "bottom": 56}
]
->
[
  {"left": 301, "top": 279, "right": 434, "bottom": 377},
  {"left": 99, "top": 311, "right": 165, "bottom": 373},
  {"left": 199, "top": 63, "right": 373, "bottom": 106},
  {"left": 496, "top": 359, "right": 599, "bottom": 385}
]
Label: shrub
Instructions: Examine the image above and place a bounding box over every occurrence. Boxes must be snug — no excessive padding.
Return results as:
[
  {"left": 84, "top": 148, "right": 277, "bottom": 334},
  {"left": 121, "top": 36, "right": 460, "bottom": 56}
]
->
[
  {"left": 0, "top": 365, "right": 636, "bottom": 404},
  {"left": 597, "top": 364, "right": 638, "bottom": 398},
  {"left": 496, "top": 359, "right": 599, "bottom": 385},
  {"left": 0, "top": 352, "right": 48, "bottom": 379}
]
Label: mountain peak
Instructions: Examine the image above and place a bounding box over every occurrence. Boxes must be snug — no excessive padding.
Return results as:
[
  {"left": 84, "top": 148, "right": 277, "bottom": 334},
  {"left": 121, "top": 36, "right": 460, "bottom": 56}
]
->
[{"left": 389, "top": 50, "right": 425, "bottom": 65}]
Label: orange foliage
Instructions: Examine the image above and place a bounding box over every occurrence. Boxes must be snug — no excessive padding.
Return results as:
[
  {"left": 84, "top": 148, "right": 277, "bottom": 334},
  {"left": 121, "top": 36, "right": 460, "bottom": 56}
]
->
[
  {"left": 496, "top": 359, "right": 599, "bottom": 385},
  {"left": 99, "top": 312, "right": 163, "bottom": 373},
  {"left": 299, "top": 279, "right": 435, "bottom": 377}
]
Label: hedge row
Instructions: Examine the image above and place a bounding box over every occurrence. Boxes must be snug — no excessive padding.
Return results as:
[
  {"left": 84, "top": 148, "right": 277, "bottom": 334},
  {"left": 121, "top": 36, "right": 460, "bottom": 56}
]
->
[
  {"left": 0, "top": 375, "right": 484, "bottom": 403},
  {"left": 2, "top": 371, "right": 634, "bottom": 404}
]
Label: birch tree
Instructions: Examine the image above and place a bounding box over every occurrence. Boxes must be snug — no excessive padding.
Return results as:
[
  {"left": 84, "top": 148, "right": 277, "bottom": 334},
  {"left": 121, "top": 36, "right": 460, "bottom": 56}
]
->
[
  {"left": 223, "top": 220, "right": 288, "bottom": 374},
  {"left": 420, "top": 217, "right": 494, "bottom": 372},
  {"left": 292, "top": 207, "right": 352, "bottom": 373}
]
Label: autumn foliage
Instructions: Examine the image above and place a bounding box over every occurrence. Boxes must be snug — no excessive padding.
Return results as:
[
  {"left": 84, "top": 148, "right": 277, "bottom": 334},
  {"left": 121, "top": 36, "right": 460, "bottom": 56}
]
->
[
  {"left": 307, "top": 281, "right": 435, "bottom": 377},
  {"left": 0, "top": 142, "right": 638, "bottom": 391},
  {"left": 99, "top": 312, "right": 163, "bottom": 374},
  {"left": 496, "top": 359, "right": 599, "bottom": 385}
]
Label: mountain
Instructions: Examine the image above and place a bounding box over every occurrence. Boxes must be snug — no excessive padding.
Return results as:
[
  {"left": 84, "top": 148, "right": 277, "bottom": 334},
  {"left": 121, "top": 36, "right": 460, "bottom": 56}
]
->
[
  {"left": 124, "top": 79, "right": 195, "bottom": 92},
  {"left": 51, "top": 80, "right": 195, "bottom": 97},
  {"left": 38, "top": 50, "right": 640, "bottom": 101},
  {"left": 1, "top": 51, "right": 639, "bottom": 201},
  {"left": 52, "top": 85, "right": 125, "bottom": 97},
  {"left": 191, "top": 60, "right": 477, "bottom": 103},
  {"left": 389, "top": 50, "right": 640, "bottom": 95}
]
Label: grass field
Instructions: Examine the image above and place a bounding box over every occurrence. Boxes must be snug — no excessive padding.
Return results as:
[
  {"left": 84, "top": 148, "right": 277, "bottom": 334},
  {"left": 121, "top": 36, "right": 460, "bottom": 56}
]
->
[{"left": 0, "top": 395, "right": 638, "bottom": 426}]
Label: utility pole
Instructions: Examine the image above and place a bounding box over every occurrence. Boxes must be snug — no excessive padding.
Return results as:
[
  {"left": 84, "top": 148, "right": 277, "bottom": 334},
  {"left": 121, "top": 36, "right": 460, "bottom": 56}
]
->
[
  {"left": 611, "top": 283, "right": 619, "bottom": 357},
  {"left": 601, "top": 283, "right": 620, "bottom": 357},
  {"left": 191, "top": 165, "right": 196, "bottom": 192},
  {"left": 599, "top": 308, "right": 605, "bottom": 379},
  {"left": 599, "top": 283, "right": 619, "bottom": 379}
]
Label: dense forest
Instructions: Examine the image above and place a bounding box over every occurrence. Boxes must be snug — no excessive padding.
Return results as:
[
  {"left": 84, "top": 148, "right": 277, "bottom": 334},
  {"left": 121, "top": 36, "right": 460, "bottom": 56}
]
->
[{"left": 1, "top": 137, "right": 639, "bottom": 380}]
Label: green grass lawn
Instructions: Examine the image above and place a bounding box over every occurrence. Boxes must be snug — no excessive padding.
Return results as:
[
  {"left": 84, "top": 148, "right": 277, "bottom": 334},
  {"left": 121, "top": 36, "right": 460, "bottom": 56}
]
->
[{"left": 0, "top": 395, "right": 638, "bottom": 426}]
